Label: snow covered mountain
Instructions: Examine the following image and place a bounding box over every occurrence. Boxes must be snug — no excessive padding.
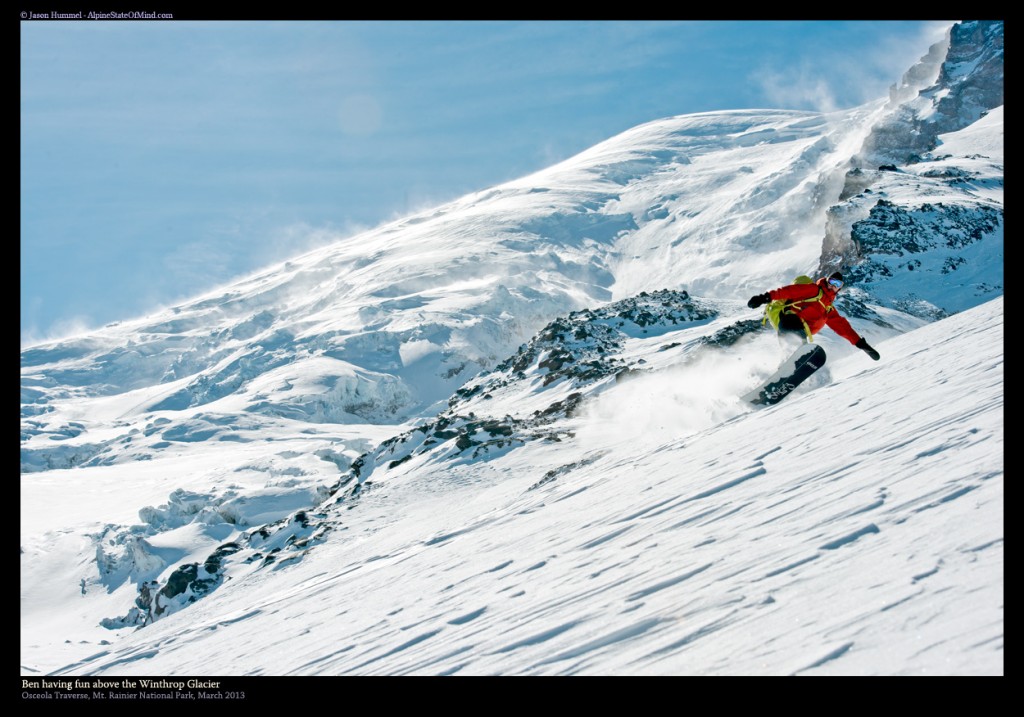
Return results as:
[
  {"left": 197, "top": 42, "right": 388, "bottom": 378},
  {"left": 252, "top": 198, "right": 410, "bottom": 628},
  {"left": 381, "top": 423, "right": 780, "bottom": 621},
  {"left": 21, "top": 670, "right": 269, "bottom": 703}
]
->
[{"left": 21, "top": 20, "right": 1002, "bottom": 678}]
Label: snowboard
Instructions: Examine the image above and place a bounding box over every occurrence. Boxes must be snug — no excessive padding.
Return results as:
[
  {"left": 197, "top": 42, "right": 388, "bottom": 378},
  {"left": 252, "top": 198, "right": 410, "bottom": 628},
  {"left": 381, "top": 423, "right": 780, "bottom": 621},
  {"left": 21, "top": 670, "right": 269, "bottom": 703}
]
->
[{"left": 744, "top": 344, "right": 826, "bottom": 407}]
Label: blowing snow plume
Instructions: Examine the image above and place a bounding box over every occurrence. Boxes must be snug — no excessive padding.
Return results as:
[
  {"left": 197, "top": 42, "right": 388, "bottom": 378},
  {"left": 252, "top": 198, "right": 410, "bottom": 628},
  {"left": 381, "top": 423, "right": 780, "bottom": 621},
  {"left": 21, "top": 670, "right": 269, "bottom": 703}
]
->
[{"left": 578, "top": 348, "right": 753, "bottom": 451}]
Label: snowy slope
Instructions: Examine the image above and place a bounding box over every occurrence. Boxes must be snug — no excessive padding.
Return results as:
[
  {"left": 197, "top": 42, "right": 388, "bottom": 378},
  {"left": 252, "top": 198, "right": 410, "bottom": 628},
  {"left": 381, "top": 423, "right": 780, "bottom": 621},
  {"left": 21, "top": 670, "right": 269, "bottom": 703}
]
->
[
  {"left": 33, "top": 296, "right": 1003, "bottom": 676},
  {"left": 19, "top": 101, "right": 1002, "bottom": 472},
  {"left": 21, "top": 20, "right": 1002, "bottom": 677}
]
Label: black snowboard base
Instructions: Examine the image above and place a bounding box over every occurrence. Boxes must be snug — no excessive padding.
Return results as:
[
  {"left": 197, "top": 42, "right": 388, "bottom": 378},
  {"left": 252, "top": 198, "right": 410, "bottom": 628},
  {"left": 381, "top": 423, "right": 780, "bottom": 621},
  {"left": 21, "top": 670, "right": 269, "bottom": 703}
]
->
[{"left": 744, "top": 344, "right": 827, "bottom": 406}]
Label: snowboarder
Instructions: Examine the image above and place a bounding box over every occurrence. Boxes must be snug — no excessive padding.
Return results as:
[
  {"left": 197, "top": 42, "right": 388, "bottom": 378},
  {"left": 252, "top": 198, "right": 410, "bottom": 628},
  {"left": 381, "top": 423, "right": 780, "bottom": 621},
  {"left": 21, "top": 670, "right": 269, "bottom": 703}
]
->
[
  {"left": 743, "top": 271, "right": 879, "bottom": 406},
  {"left": 747, "top": 271, "right": 881, "bottom": 360}
]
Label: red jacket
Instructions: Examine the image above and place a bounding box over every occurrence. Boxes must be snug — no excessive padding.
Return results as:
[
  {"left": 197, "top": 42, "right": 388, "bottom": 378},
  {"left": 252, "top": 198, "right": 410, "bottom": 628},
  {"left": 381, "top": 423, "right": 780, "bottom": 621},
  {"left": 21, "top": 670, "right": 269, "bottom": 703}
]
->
[{"left": 769, "top": 278, "right": 861, "bottom": 345}]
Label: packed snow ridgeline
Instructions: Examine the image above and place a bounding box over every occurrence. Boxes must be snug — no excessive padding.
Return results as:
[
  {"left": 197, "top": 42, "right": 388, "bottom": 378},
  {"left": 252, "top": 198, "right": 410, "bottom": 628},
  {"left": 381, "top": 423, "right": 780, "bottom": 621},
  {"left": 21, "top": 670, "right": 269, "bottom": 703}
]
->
[{"left": 100, "top": 288, "right": 767, "bottom": 627}]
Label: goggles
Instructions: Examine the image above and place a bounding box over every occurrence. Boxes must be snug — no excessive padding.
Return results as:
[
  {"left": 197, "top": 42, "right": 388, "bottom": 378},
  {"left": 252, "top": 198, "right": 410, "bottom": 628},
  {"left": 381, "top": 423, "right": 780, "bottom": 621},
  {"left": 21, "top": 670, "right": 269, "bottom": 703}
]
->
[{"left": 827, "top": 277, "right": 844, "bottom": 290}]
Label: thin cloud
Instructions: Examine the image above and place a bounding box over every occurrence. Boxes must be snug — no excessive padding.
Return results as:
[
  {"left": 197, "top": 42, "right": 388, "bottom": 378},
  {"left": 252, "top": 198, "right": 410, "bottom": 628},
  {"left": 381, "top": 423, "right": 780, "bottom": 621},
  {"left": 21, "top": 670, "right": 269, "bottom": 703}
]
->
[
  {"left": 753, "top": 62, "right": 841, "bottom": 113},
  {"left": 752, "top": 21, "right": 955, "bottom": 113},
  {"left": 21, "top": 313, "right": 97, "bottom": 348}
]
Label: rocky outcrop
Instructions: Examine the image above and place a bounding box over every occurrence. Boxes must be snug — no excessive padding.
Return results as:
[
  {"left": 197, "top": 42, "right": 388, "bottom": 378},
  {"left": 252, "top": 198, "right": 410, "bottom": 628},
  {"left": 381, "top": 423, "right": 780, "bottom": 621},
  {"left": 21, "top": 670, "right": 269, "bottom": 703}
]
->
[
  {"left": 816, "top": 21, "right": 1003, "bottom": 313},
  {"left": 856, "top": 20, "right": 1003, "bottom": 168},
  {"left": 102, "top": 289, "right": 719, "bottom": 628}
]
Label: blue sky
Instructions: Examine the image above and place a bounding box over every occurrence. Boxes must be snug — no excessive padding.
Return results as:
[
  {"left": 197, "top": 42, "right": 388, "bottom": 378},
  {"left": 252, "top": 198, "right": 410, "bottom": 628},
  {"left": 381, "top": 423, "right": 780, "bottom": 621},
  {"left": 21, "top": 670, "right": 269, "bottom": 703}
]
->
[{"left": 20, "top": 20, "right": 951, "bottom": 344}]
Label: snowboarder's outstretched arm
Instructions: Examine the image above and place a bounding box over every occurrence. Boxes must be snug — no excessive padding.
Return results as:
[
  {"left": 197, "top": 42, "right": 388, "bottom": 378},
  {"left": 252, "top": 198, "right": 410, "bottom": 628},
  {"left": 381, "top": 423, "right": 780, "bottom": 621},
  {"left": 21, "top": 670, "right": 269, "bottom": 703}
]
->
[
  {"left": 748, "top": 283, "right": 819, "bottom": 308},
  {"left": 770, "top": 284, "right": 826, "bottom": 302}
]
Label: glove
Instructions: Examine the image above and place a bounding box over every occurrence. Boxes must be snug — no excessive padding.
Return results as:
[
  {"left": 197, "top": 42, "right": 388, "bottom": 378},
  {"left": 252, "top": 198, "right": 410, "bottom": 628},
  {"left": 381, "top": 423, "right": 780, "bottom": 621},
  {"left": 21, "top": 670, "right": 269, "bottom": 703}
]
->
[
  {"left": 856, "top": 337, "right": 880, "bottom": 361},
  {"left": 747, "top": 293, "right": 770, "bottom": 309}
]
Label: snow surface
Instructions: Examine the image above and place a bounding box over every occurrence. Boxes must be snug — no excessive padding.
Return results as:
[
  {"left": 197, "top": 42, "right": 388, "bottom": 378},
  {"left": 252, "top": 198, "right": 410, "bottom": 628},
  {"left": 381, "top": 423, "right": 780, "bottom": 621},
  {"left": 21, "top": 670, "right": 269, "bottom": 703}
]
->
[
  {"left": 23, "top": 298, "right": 1003, "bottom": 677},
  {"left": 21, "top": 22, "right": 1002, "bottom": 679}
]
